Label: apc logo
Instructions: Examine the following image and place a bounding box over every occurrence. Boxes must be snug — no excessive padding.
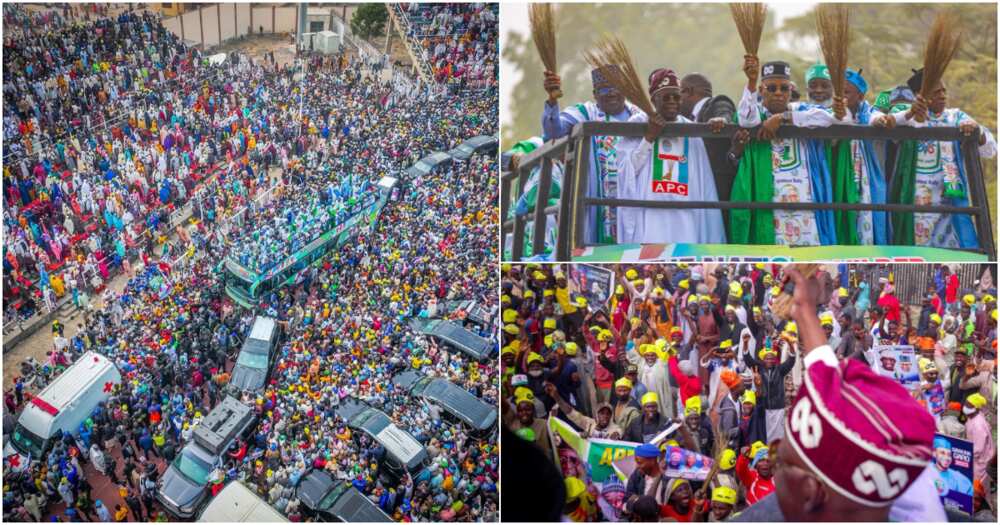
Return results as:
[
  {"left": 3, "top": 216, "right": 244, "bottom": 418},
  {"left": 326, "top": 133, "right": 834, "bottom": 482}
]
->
[
  {"left": 852, "top": 460, "right": 908, "bottom": 499},
  {"left": 790, "top": 397, "right": 823, "bottom": 448}
]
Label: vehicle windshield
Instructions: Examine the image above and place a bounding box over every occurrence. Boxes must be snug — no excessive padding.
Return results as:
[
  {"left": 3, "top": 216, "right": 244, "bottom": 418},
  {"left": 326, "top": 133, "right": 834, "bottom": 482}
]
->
[
  {"left": 319, "top": 483, "right": 349, "bottom": 510},
  {"left": 236, "top": 348, "right": 268, "bottom": 369},
  {"left": 174, "top": 449, "right": 212, "bottom": 485},
  {"left": 10, "top": 423, "right": 44, "bottom": 458}
]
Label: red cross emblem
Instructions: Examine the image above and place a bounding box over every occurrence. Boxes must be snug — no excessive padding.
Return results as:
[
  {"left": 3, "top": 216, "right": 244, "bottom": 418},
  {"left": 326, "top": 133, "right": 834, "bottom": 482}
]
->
[
  {"left": 8, "top": 454, "right": 20, "bottom": 468},
  {"left": 104, "top": 381, "right": 114, "bottom": 393}
]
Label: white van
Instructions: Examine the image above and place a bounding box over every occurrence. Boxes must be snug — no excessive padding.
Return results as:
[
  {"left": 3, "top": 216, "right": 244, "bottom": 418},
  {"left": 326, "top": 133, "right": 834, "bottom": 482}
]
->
[
  {"left": 197, "top": 481, "right": 287, "bottom": 522},
  {"left": 4, "top": 352, "right": 121, "bottom": 471}
]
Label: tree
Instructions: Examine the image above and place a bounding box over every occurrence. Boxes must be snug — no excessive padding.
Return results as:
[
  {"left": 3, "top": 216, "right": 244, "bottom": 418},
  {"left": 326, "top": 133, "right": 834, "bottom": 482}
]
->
[{"left": 351, "top": 3, "right": 387, "bottom": 40}]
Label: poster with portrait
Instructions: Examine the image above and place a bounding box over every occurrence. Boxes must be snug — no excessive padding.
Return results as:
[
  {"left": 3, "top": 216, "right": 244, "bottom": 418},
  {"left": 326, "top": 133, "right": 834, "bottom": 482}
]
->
[
  {"left": 930, "top": 434, "right": 974, "bottom": 515},
  {"left": 569, "top": 264, "right": 616, "bottom": 308},
  {"left": 610, "top": 444, "right": 713, "bottom": 482},
  {"left": 870, "top": 345, "right": 921, "bottom": 391}
]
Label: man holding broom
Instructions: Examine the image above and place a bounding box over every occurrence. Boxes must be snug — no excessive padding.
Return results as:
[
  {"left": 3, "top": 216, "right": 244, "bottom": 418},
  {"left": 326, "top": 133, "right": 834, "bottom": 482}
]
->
[
  {"left": 614, "top": 68, "right": 727, "bottom": 245},
  {"left": 889, "top": 68, "right": 997, "bottom": 249},
  {"left": 541, "top": 67, "right": 645, "bottom": 245},
  {"left": 730, "top": 56, "right": 843, "bottom": 247}
]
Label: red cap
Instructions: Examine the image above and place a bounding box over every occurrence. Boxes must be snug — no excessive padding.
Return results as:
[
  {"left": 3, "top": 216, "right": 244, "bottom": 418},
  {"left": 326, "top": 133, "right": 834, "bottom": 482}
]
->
[{"left": 785, "top": 346, "right": 934, "bottom": 507}]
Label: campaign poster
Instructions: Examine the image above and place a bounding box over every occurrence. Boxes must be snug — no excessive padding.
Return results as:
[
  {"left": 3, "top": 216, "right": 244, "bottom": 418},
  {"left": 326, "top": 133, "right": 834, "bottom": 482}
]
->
[
  {"left": 569, "top": 264, "right": 616, "bottom": 307},
  {"left": 930, "top": 434, "right": 974, "bottom": 515},
  {"left": 586, "top": 438, "right": 638, "bottom": 483},
  {"left": 611, "top": 444, "right": 714, "bottom": 482},
  {"left": 871, "top": 345, "right": 921, "bottom": 391}
]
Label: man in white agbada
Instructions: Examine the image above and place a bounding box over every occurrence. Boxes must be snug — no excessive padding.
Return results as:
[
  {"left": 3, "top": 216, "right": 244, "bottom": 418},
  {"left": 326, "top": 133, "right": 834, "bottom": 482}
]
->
[
  {"left": 627, "top": 341, "right": 676, "bottom": 419},
  {"left": 616, "top": 68, "right": 727, "bottom": 244}
]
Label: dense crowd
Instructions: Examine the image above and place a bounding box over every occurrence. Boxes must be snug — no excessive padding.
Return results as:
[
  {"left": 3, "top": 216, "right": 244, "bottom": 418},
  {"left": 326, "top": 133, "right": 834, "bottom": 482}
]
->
[
  {"left": 401, "top": 2, "right": 498, "bottom": 88},
  {"left": 3, "top": 3, "right": 499, "bottom": 523},
  {"left": 502, "top": 263, "right": 997, "bottom": 522}
]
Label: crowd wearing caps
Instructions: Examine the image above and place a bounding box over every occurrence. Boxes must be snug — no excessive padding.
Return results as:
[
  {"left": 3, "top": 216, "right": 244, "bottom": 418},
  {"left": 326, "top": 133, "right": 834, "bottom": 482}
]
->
[{"left": 501, "top": 263, "right": 997, "bottom": 521}]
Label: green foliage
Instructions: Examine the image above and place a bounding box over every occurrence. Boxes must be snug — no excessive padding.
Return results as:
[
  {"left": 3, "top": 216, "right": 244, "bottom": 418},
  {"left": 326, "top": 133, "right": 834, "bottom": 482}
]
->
[
  {"left": 351, "top": 3, "right": 387, "bottom": 40},
  {"left": 503, "top": 2, "right": 997, "bottom": 235}
]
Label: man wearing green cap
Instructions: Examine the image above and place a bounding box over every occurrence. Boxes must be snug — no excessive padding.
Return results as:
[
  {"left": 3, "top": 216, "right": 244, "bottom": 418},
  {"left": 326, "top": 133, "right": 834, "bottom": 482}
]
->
[{"left": 803, "top": 63, "right": 833, "bottom": 108}]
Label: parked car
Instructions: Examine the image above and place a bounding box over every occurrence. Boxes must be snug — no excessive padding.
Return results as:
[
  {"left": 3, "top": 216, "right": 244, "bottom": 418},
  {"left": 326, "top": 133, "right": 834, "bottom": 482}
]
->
[
  {"left": 197, "top": 481, "right": 287, "bottom": 522},
  {"left": 4, "top": 352, "right": 121, "bottom": 472},
  {"left": 296, "top": 468, "right": 392, "bottom": 522},
  {"left": 229, "top": 316, "right": 282, "bottom": 394},
  {"left": 405, "top": 151, "right": 453, "bottom": 179},
  {"left": 333, "top": 399, "right": 429, "bottom": 481},
  {"left": 158, "top": 397, "right": 257, "bottom": 519},
  {"left": 392, "top": 371, "right": 497, "bottom": 436},
  {"left": 447, "top": 135, "right": 498, "bottom": 161},
  {"left": 408, "top": 318, "right": 494, "bottom": 361}
]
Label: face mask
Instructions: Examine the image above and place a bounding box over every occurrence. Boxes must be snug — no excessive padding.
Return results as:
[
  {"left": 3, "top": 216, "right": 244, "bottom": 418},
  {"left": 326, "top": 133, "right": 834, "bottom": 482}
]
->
[
  {"left": 528, "top": 369, "right": 543, "bottom": 378},
  {"left": 963, "top": 406, "right": 976, "bottom": 415}
]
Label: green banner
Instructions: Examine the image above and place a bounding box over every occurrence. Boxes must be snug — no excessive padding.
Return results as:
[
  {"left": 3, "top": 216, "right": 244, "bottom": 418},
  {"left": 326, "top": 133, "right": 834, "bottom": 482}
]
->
[{"left": 587, "top": 438, "right": 639, "bottom": 482}]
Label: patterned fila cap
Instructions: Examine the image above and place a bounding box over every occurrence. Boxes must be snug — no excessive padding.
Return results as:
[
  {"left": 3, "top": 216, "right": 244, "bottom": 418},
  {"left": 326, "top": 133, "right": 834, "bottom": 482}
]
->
[{"left": 784, "top": 345, "right": 934, "bottom": 507}]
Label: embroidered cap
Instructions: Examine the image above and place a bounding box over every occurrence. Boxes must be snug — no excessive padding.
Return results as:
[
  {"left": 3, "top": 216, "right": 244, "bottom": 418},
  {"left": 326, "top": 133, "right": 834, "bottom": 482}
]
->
[
  {"left": 784, "top": 346, "right": 934, "bottom": 507},
  {"left": 761, "top": 61, "right": 791, "bottom": 80}
]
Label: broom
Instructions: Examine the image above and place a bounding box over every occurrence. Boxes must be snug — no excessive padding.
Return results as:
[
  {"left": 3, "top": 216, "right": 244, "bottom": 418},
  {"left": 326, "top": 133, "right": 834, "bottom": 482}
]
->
[
  {"left": 529, "top": 3, "right": 561, "bottom": 99},
  {"left": 918, "top": 11, "right": 962, "bottom": 122},
  {"left": 729, "top": 3, "right": 769, "bottom": 56},
  {"left": 771, "top": 264, "right": 821, "bottom": 320},
  {"left": 815, "top": 4, "right": 850, "bottom": 100},
  {"left": 694, "top": 421, "right": 729, "bottom": 502},
  {"left": 583, "top": 35, "right": 655, "bottom": 117}
]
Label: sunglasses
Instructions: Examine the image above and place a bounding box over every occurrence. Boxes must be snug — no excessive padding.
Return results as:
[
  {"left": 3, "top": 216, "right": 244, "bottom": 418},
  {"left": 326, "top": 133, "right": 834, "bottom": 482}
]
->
[
  {"left": 594, "top": 86, "right": 620, "bottom": 96},
  {"left": 764, "top": 84, "right": 791, "bottom": 94}
]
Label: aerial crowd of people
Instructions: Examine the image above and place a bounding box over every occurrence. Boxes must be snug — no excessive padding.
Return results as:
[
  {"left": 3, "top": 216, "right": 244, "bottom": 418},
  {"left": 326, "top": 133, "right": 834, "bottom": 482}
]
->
[{"left": 3, "top": 2, "right": 499, "bottom": 523}]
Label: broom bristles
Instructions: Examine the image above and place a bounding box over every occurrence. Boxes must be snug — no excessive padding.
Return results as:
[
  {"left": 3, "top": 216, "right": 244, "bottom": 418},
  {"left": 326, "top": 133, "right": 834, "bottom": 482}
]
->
[
  {"left": 771, "top": 264, "right": 821, "bottom": 320},
  {"left": 583, "top": 36, "right": 655, "bottom": 116},
  {"left": 921, "top": 11, "right": 962, "bottom": 98},
  {"left": 529, "top": 3, "right": 558, "bottom": 73},
  {"left": 729, "top": 3, "right": 768, "bottom": 56},
  {"left": 816, "top": 4, "right": 850, "bottom": 98}
]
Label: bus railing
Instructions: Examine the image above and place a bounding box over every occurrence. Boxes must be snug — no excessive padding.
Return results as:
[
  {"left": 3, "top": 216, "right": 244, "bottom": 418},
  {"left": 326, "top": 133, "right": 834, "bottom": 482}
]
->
[{"left": 501, "top": 121, "right": 995, "bottom": 261}]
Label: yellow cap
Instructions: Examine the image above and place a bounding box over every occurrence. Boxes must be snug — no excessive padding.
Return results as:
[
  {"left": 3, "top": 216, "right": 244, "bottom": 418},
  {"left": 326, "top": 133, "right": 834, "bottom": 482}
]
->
[
  {"left": 543, "top": 335, "right": 554, "bottom": 348},
  {"left": 929, "top": 313, "right": 942, "bottom": 325},
  {"left": 754, "top": 263, "right": 765, "bottom": 270},
  {"left": 678, "top": 263, "right": 689, "bottom": 269},
  {"left": 597, "top": 329, "right": 613, "bottom": 342},
  {"left": 633, "top": 279, "right": 644, "bottom": 287},
  {"left": 750, "top": 440, "right": 767, "bottom": 458},
  {"left": 784, "top": 321, "right": 797, "bottom": 334},
  {"left": 729, "top": 281, "right": 743, "bottom": 297},
  {"left": 984, "top": 294, "right": 996, "bottom": 304},
  {"left": 993, "top": 310, "right": 998, "bottom": 321},
  {"left": 742, "top": 390, "right": 757, "bottom": 405},
  {"left": 819, "top": 312, "right": 834, "bottom": 325},
  {"left": 967, "top": 393, "right": 988, "bottom": 409},
  {"left": 838, "top": 287, "right": 849, "bottom": 298},
  {"left": 918, "top": 357, "right": 937, "bottom": 374},
  {"left": 720, "top": 449, "right": 737, "bottom": 470},
  {"left": 753, "top": 306, "right": 762, "bottom": 315},
  {"left": 684, "top": 396, "right": 701, "bottom": 416},
  {"left": 514, "top": 387, "right": 535, "bottom": 406},
  {"left": 758, "top": 348, "right": 777, "bottom": 360},
  {"left": 665, "top": 439, "right": 680, "bottom": 447},
  {"left": 641, "top": 344, "right": 657, "bottom": 355},
  {"left": 963, "top": 294, "right": 975, "bottom": 306},
  {"left": 770, "top": 286, "right": 781, "bottom": 296},
  {"left": 543, "top": 289, "right": 554, "bottom": 297},
  {"left": 502, "top": 309, "right": 518, "bottom": 324},
  {"left": 641, "top": 391, "right": 659, "bottom": 406},
  {"left": 554, "top": 271, "right": 566, "bottom": 280},
  {"left": 679, "top": 279, "right": 689, "bottom": 290},
  {"left": 719, "top": 339, "right": 733, "bottom": 349},
  {"left": 699, "top": 294, "right": 711, "bottom": 303},
  {"left": 615, "top": 284, "right": 625, "bottom": 295},
  {"left": 576, "top": 296, "right": 588, "bottom": 307},
  {"left": 625, "top": 269, "right": 638, "bottom": 280},
  {"left": 532, "top": 271, "right": 546, "bottom": 281},
  {"left": 712, "top": 486, "right": 737, "bottom": 506},
  {"left": 523, "top": 289, "right": 534, "bottom": 299},
  {"left": 564, "top": 342, "right": 579, "bottom": 356},
  {"left": 543, "top": 318, "right": 557, "bottom": 330},
  {"left": 503, "top": 324, "right": 520, "bottom": 335},
  {"left": 653, "top": 286, "right": 665, "bottom": 296},
  {"left": 501, "top": 294, "right": 511, "bottom": 303},
  {"left": 501, "top": 346, "right": 515, "bottom": 357},
  {"left": 614, "top": 377, "right": 633, "bottom": 390},
  {"left": 502, "top": 263, "right": 512, "bottom": 273},
  {"left": 526, "top": 352, "right": 543, "bottom": 365},
  {"left": 564, "top": 477, "right": 586, "bottom": 501},
  {"left": 763, "top": 274, "right": 773, "bottom": 284}
]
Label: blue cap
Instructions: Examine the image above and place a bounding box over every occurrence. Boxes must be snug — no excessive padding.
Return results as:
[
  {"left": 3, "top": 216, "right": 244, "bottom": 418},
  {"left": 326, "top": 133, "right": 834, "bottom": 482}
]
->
[
  {"left": 635, "top": 443, "right": 661, "bottom": 458},
  {"left": 890, "top": 85, "right": 916, "bottom": 103},
  {"left": 845, "top": 68, "right": 868, "bottom": 95},
  {"left": 591, "top": 65, "right": 622, "bottom": 86},
  {"left": 933, "top": 436, "right": 952, "bottom": 450}
]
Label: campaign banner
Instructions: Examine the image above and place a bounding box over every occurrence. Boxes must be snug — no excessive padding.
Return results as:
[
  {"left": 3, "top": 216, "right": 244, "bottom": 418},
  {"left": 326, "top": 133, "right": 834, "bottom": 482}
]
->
[
  {"left": 871, "top": 345, "right": 920, "bottom": 391},
  {"left": 586, "top": 438, "right": 639, "bottom": 483},
  {"left": 930, "top": 434, "right": 974, "bottom": 515},
  {"left": 613, "top": 444, "right": 714, "bottom": 482},
  {"left": 569, "top": 264, "right": 616, "bottom": 307},
  {"left": 566, "top": 243, "right": 989, "bottom": 263}
]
